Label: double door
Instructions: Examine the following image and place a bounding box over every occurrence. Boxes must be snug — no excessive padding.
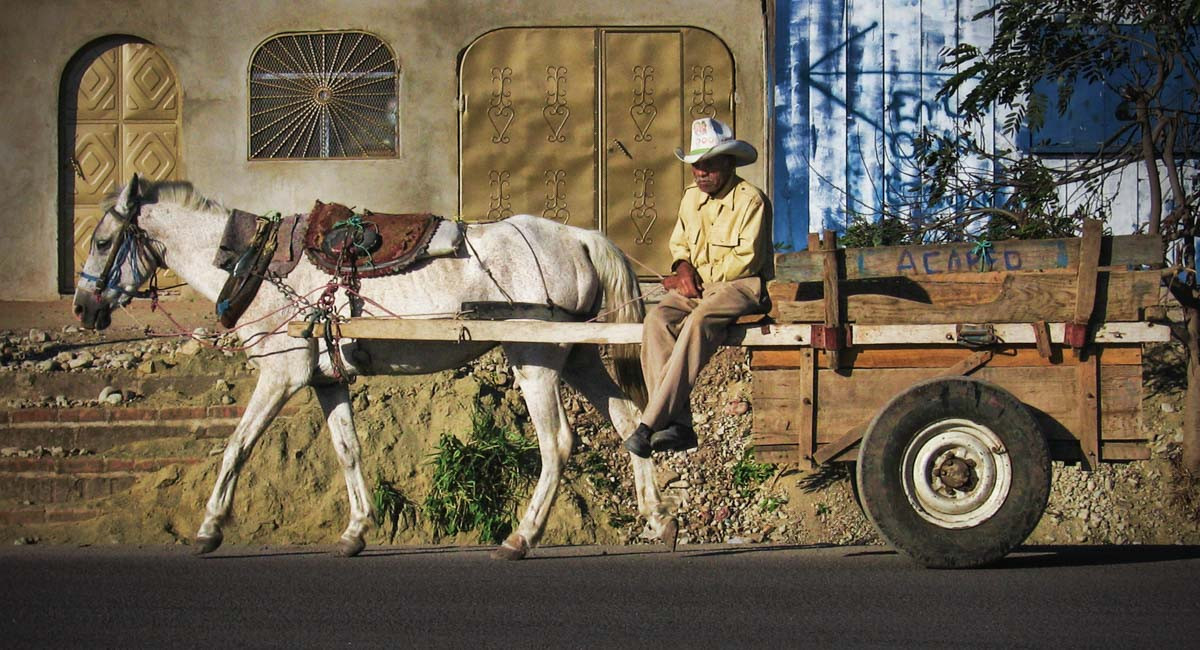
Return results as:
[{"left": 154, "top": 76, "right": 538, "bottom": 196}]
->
[{"left": 459, "top": 27, "right": 735, "bottom": 276}]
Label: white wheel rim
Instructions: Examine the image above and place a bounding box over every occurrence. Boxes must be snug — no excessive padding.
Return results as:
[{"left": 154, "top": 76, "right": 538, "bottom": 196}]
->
[{"left": 900, "top": 418, "right": 1012, "bottom": 529}]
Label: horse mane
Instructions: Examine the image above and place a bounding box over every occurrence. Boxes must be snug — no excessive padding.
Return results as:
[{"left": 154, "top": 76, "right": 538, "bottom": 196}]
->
[{"left": 102, "top": 179, "right": 227, "bottom": 219}]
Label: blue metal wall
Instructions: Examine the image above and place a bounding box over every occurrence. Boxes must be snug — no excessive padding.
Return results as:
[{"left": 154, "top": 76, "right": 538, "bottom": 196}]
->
[{"left": 772, "top": 0, "right": 992, "bottom": 249}]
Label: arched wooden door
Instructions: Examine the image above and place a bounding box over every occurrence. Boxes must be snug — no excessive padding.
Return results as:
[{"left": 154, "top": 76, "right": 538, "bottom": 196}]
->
[
  {"left": 59, "top": 37, "right": 182, "bottom": 293},
  {"left": 459, "top": 27, "right": 734, "bottom": 278}
]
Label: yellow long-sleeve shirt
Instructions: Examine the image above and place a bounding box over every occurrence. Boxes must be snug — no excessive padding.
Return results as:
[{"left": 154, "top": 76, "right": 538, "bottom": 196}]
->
[{"left": 668, "top": 176, "right": 773, "bottom": 284}]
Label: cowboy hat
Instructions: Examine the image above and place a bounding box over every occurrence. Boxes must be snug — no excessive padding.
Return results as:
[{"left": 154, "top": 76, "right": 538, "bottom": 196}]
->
[{"left": 674, "top": 117, "right": 757, "bottom": 166}]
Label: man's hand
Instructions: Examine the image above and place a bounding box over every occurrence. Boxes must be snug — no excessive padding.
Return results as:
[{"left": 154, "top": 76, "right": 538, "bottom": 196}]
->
[{"left": 663, "top": 260, "right": 703, "bottom": 298}]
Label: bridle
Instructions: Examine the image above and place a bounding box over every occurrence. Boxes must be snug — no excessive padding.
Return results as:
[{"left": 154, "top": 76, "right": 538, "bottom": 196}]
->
[{"left": 79, "top": 197, "right": 165, "bottom": 301}]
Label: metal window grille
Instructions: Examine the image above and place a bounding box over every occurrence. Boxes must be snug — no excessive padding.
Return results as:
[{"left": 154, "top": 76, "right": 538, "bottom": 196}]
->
[{"left": 249, "top": 31, "right": 398, "bottom": 159}]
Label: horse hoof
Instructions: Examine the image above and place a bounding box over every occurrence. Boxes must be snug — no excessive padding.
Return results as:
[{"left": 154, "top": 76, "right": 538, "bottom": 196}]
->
[
  {"left": 194, "top": 532, "right": 223, "bottom": 555},
  {"left": 660, "top": 519, "right": 679, "bottom": 553},
  {"left": 336, "top": 536, "right": 366, "bottom": 557},
  {"left": 489, "top": 534, "right": 529, "bottom": 561}
]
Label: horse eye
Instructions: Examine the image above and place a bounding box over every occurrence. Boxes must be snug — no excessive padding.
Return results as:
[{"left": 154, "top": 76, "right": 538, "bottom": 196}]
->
[{"left": 96, "top": 238, "right": 111, "bottom": 250}]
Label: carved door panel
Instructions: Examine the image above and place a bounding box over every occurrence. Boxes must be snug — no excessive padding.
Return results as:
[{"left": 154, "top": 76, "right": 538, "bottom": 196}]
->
[
  {"left": 459, "top": 28, "right": 734, "bottom": 278},
  {"left": 62, "top": 40, "right": 182, "bottom": 292}
]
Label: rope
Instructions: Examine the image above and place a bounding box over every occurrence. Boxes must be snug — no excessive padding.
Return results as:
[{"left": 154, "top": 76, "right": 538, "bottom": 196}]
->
[{"left": 971, "top": 238, "right": 994, "bottom": 272}]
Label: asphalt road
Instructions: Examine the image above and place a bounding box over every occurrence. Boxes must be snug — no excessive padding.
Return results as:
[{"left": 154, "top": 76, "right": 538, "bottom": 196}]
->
[{"left": 2, "top": 543, "right": 1198, "bottom": 648}]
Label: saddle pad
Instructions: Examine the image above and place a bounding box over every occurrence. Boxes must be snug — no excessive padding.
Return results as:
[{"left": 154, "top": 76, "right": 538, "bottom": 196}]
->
[
  {"left": 213, "top": 209, "right": 307, "bottom": 277},
  {"left": 304, "top": 201, "right": 443, "bottom": 279}
]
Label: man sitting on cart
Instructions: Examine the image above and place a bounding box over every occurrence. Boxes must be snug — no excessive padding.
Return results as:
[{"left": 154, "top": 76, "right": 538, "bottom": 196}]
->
[{"left": 624, "top": 117, "right": 773, "bottom": 458}]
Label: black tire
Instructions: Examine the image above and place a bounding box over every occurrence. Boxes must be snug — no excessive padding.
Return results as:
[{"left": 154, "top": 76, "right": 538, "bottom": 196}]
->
[{"left": 856, "top": 377, "right": 1050, "bottom": 569}]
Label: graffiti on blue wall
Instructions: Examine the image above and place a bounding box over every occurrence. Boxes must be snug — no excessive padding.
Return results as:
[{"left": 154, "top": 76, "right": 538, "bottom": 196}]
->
[{"left": 773, "top": 0, "right": 988, "bottom": 250}]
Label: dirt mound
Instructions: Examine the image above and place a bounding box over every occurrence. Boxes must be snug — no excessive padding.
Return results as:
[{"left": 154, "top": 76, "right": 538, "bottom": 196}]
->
[{"left": 3, "top": 324, "right": 1198, "bottom": 552}]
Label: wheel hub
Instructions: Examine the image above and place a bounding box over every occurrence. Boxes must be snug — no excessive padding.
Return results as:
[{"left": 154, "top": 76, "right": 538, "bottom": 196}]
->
[
  {"left": 900, "top": 418, "right": 1013, "bottom": 529},
  {"left": 934, "top": 453, "right": 974, "bottom": 490}
]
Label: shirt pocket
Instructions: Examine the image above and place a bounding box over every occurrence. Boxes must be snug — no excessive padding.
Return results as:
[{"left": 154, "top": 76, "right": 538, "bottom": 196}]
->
[{"left": 708, "top": 236, "right": 738, "bottom": 262}]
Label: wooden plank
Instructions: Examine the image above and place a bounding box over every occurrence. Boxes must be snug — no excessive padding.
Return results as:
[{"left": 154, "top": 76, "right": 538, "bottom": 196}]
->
[
  {"left": 289, "top": 318, "right": 1168, "bottom": 346},
  {"left": 850, "top": 321, "right": 1168, "bottom": 346},
  {"left": 1100, "top": 442, "right": 1151, "bottom": 461},
  {"left": 752, "top": 445, "right": 798, "bottom": 465},
  {"left": 1033, "top": 320, "right": 1053, "bottom": 358},
  {"left": 1077, "top": 355, "right": 1101, "bottom": 470},
  {"left": 798, "top": 349, "right": 816, "bottom": 468},
  {"left": 821, "top": 230, "right": 842, "bottom": 370},
  {"left": 773, "top": 269, "right": 1161, "bottom": 324},
  {"left": 1074, "top": 220, "right": 1103, "bottom": 326},
  {"left": 290, "top": 319, "right": 810, "bottom": 346},
  {"left": 753, "top": 345, "right": 1143, "bottom": 370},
  {"left": 773, "top": 233, "right": 1162, "bottom": 283},
  {"left": 813, "top": 422, "right": 867, "bottom": 465}
]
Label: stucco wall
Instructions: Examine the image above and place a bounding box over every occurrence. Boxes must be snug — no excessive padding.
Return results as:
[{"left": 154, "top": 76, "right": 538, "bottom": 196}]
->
[{"left": 0, "top": 0, "right": 767, "bottom": 300}]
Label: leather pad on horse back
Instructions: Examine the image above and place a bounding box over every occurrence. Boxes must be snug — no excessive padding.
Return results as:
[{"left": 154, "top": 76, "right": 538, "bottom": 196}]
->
[{"left": 304, "top": 200, "right": 443, "bottom": 279}]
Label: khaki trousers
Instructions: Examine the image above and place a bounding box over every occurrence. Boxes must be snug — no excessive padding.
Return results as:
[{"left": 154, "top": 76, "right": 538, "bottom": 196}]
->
[{"left": 639, "top": 276, "right": 766, "bottom": 431}]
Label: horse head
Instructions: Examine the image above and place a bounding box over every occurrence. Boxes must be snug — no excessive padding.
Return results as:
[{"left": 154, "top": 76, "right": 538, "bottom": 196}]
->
[{"left": 73, "top": 173, "right": 165, "bottom": 330}]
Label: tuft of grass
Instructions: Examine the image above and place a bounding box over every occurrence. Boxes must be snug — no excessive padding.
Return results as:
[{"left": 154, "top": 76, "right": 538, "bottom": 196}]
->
[
  {"left": 731, "top": 449, "right": 777, "bottom": 496},
  {"left": 758, "top": 495, "right": 785, "bottom": 513},
  {"left": 371, "top": 476, "right": 417, "bottom": 543},
  {"left": 423, "top": 408, "right": 540, "bottom": 544}
]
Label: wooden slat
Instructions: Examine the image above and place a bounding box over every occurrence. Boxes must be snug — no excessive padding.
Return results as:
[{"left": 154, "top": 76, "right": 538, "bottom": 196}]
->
[
  {"left": 753, "top": 344, "right": 1142, "bottom": 370},
  {"left": 798, "top": 349, "right": 816, "bottom": 468},
  {"left": 773, "top": 233, "right": 1162, "bottom": 283},
  {"left": 821, "top": 230, "right": 842, "bottom": 370},
  {"left": 1076, "top": 355, "right": 1100, "bottom": 470},
  {"left": 1099, "top": 442, "right": 1151, "bottom": 461},
  {"left": 1074, "top": 219, "right": 1103, "bottom": 326},
  {"left": 849, "top": 321, "right": 1168, "bottom": 346},
  {"left": 752, "top": 445, "right": 798, "bottom": 464},
  {"left": 773, "top": 270, "right": 1161, "bottom": 324},
  {"left": 1033, "top": 320, "right": 1053, "bottom": 358}
]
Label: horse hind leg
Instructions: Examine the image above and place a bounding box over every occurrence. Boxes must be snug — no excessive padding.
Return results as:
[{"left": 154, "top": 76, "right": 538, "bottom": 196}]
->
[
  {"left": 195, "top": 374, "right": 302, "bottom": 554},
  {"left": 491, "top": 344, "right": 572, "bottom": 560},
  {"left": 561, "top": 345, "right": 678, "bottom": 550},
  {"left": 313, "top": 383, "right": 373, "bottom": 557}
]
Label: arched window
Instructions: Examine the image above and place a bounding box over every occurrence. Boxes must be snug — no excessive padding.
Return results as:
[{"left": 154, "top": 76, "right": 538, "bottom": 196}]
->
[{"left": 249, "top": 31, "right": 398, "bottom": 159}]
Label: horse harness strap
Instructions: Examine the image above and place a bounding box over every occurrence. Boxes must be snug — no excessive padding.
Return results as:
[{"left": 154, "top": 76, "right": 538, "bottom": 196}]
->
[
  {"left": 80, "top": 199, "right": 163, "bottom": 299},
  {"left": 215, "top": 213, "right": 282, "bottom": 329}
]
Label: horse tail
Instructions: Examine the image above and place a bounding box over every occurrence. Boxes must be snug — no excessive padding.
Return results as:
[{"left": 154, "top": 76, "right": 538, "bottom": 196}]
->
[{"left": 578, "top": 230, "right": 648, "bottom": 409}]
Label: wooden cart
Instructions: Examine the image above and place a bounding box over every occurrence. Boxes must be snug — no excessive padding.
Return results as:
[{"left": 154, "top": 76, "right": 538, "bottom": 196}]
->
[{"left": 290, "top": 222, "right": 1170, "bottom": 568}]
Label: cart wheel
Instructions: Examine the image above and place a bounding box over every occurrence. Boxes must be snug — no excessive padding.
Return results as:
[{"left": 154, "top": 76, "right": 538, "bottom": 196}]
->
[{"left": 856, "top": 377, "right": 1050, "bottom": 569}]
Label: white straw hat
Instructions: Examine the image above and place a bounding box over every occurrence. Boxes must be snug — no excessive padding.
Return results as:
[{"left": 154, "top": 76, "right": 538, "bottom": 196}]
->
[{"left": 674, "top": 117, "right": 757, "bottom": 166}]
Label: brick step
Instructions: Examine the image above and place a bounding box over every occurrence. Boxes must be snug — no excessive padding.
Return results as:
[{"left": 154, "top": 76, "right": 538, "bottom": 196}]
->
[
  {"left": 3, "top": 370, "right": 255, "bottom": 403},
  {"left": 0, "top": 456, "right": 204, "bottom": 504},
  {"left": 0, "top": 405, "right": 305, "bottom": 451},
  {"left": 0, "top": 505, "right": 102, "bottom": 525}
]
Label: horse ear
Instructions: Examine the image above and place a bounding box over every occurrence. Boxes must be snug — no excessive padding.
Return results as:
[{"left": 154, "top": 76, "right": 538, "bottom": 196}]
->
[
  {"left": 115, "top": 174, "right": 140, "bottom": 214},
  {"left": 125, "top": 173, "right": 141, "bottom": 210}
]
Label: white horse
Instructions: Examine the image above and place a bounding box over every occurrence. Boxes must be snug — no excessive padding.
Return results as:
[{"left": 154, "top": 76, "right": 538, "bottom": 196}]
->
[{"left": 72, "top": 175, "right": 676, "bottom": 559}]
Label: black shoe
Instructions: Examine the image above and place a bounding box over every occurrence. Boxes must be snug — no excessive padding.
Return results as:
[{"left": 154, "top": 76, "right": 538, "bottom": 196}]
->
[
  {"left": 623, "top": 423, "right": 654, "bottom": 458},
  {"left": 650, "top": 423, "right": 698, "bottom": 453}
]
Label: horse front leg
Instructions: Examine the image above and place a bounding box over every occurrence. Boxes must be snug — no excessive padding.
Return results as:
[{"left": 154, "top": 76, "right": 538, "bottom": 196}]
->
[
  {"left": 561, "top": 346, "right": 678, "bottom": 550},
  {"left": 313, "top": 383, "right": 372, "bottom": 557},
  {"left": 194, "top": 374, "right": 302, "bottom": 554},
  {"left": 492, "top": 344, "right": 571, "bottom": 560}
]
